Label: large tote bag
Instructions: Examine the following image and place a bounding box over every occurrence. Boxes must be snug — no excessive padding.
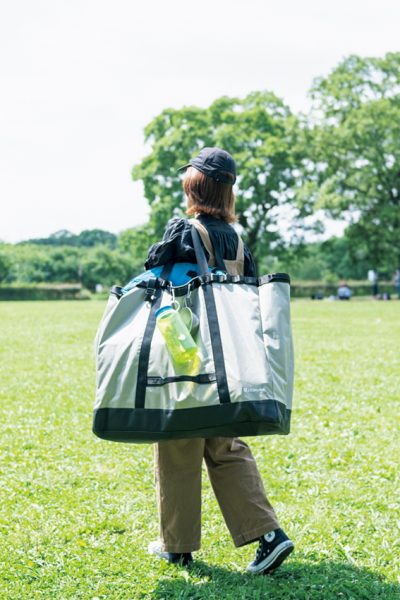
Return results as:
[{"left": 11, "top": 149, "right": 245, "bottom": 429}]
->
[{"left": 93, "top": 225, "right": 294, "bottom": 443}]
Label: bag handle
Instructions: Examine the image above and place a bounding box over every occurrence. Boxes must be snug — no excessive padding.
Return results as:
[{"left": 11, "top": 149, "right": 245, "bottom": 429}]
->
[{"left": 190, "top": 224, "right": 231, "bottom": 405}]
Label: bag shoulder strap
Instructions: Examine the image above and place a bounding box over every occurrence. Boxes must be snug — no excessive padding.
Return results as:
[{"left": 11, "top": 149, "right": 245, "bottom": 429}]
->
[
  {"left": 235, "top": 235, "right": 244, "bottom": 262},
  {"left": 189, "top": 219, "right": 216, "bottom": 266},
  {"left": 223, "top": 233, "right": 244, "bottom": 276},
  {"left": 190, "top": 218, "right": 245, "bottom": 276}
]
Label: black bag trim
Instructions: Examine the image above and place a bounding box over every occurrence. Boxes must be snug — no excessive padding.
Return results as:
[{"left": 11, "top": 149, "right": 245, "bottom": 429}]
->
[
  {"left": 92, "top": 400, "right": 291, "bottom": 443},
  {"left": 131, "top": 272, "right": 289, "bottom": 297},
  {"left": 202, "top": 284, "right": 231, "bottom": 404},
  {"left": 134, "top": 263, "right": 182, "bottom": 408},
  {"left": 191, "top": 226, "right": 231, "bottom": 405},
  {"left": 113, "top": 273, "right": 290, "bottom": 301},
  {"left": 147, "top": 373, "right": 216, "bottom": 386},
  {"left": 110, "top": 285, "right": 124, "bottom": 299},
  {"left": 134, "top": 287, "right": 163, "bottom": 409},
  {"left": 258, "top": 273, "right": 290, "bottom": 285}
]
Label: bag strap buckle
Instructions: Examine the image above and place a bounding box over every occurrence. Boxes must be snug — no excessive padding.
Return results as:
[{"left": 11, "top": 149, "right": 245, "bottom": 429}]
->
[{"left": 145, "top": 278, "right": 157, "bottom": 303}]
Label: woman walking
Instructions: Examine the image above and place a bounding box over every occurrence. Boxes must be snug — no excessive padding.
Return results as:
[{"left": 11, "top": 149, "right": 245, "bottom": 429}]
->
[{"left": 145, "top": 147, "right": 294, "bottom": 574}]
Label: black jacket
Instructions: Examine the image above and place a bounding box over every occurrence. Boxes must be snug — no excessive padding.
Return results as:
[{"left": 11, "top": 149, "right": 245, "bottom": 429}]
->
[{"left": 145, "top": 215, "right": 257, "bottom": 277}]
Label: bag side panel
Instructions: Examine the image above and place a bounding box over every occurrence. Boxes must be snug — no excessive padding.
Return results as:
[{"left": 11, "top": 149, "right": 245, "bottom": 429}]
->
[
  {"left": 93, "top": 293, "right": 119, "bottom": 355},
  {"left": 95, "top": 287, "right": 149, "bottom": 410},
  {"left": 212, "top": 283, "right": 274, "bottom": 402},
  {"left": 259, "top": 281, "right": 294, "bottom": 410}
]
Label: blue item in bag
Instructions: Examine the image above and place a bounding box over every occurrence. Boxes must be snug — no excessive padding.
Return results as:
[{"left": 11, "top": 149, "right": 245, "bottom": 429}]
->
[{"left": 121, "top": 262, "right": 225, "bottom": 295}]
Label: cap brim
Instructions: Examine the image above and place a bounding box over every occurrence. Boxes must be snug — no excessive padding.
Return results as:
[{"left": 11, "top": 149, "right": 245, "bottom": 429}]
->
[{"left": 177, "top": 163, "right": 191, "bottom": 172}]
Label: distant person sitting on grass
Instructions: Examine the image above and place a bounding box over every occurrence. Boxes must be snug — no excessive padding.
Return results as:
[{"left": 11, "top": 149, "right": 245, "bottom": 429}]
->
[
  {"left": 337, "top": 281, "right": 352, "bottom": 300},
  {"left": 368, "top": 269, "right": 379, "bottom": 297}
]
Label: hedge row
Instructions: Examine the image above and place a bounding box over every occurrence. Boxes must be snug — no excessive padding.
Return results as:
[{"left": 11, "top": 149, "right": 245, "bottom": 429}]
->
[
  {"left": 0, "top": 281, "right": 396, "bottom": 301},
  {"left": 0, "top": 285, "right": 90, "bottom": 301},
  {"left": 290, "top": 281, "right": 394, "bottom": 298}
]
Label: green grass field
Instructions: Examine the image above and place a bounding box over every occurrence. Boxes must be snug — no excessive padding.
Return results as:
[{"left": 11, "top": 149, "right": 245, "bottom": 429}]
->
[{"left": 0, "top": 300, "right": 399, "bottom": 599}]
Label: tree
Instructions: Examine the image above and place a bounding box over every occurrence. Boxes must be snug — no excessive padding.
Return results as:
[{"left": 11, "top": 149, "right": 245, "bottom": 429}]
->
[
  {"left": 307, "top": 52, "right": 400, "bottom": 271},
  {"left": 118, "top": 224, "right": 155, "bottom": 272},
  {"left": 2, "top": 244, "right": 81, "bottom": 283},
  {"left": 81, "top": 246, "right": 133, "bottom": 291},
  {"left": 22, "top": 229, "right": 117, "bottom": 248},
  {"left": 0, "top": 247, "right": 11, "bottom": 282},
  {"left": 76, "top": 229, "right": 117, "bottom": 248},
  {"left": 21, "top": 229, "right": 76, "bottom": 246},
  {"left": 132, "top": 91, "right": 309, "bottom": 268}
]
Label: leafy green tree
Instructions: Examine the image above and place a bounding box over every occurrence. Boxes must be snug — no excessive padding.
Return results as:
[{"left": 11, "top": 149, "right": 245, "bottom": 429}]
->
[
  {"left": 307, "top": 52, "right": 400, "bottom": 271},
  {"left": 81, "top": 246, "right": 133, "bottom": 291},
  {"left": 76, "top": 229, "right": 117, "bottom": 248},
  {"left": 22, "top": 229, "right": 76, "bottom": 246},
  {"left": 1, "top": 242, "right": 135, "bottom": 288},
  {"left": 3, "top": 245, "right": 81, "bottom": 283},
  {"left": 318, "top": 237, "right": 368, "bottom": 279},
  {"left": 287, "top": 237, "right": 371, "bottom": 281},
  {"left": 45, "top": 247, "right": 82, "bottom": 282},
  {"left": 0, "top": 247, "right": 11, "bottom": 282},
  {"left": 132, "top": 92, "right": 309, "bottom": 267},
  {"left": 22, "top": 229, "right": 117, "bottom": 248},
  {"left": 118, "top": 225, "right": 155, "bottom": 272},
  {"left": 7, "top": 244, "right": 54, "bottom": 282}
]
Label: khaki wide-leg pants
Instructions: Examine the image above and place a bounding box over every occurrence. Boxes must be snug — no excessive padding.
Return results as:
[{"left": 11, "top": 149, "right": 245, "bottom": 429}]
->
[{"left": 154, "top": 437, "right": 280, "bottom": 553}]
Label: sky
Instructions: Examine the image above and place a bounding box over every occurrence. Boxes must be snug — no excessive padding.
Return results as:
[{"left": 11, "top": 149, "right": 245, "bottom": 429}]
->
[{"left": 1, "top": 0, "right": 399, "bottom": 243}]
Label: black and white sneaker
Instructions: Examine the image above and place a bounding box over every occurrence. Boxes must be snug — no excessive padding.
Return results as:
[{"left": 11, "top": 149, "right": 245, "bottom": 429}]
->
[
  {"left": 247, "top": 529, "right": 294, "bottom": 574},
  {"left": 148, "top": 541, "right": 193, "bottom": 566}
]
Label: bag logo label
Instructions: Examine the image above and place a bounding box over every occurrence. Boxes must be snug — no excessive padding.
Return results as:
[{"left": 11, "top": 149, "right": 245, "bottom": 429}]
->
[{"left": 242, "top": 384, "right": 269, "bottom": 400}]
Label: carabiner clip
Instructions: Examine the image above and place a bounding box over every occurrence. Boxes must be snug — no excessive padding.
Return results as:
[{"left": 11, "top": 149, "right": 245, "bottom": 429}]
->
[
  {"left": 170, "top": 287, "right": 179, "bottom": 311},
  {"left": 185, "top": 283, "right": 192, "bottom": 308}
]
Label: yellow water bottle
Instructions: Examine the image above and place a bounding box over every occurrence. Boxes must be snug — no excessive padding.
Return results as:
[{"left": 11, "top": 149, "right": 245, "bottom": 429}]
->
[{"left": 155, "top": 306, "right": 200, "bottom": 374}]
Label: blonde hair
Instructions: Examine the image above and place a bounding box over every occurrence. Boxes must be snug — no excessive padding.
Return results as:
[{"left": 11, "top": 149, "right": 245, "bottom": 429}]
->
[{"left": 183, "top": 167, "right": 236, "bottom": 223}]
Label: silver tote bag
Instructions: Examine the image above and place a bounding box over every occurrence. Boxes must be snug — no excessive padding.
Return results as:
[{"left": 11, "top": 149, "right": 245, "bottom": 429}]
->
[{"left": 93, "top": 226, "right": 294, "bottom": 443}]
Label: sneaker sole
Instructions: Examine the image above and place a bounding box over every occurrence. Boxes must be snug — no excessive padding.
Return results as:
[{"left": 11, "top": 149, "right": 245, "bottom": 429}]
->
[
  {"left": 148, "top": 544, "right": 170, "bottom": 560},
  {"left": 148, "top": 543, "right": 193, "bottom": 566},
  {"left": 247, "top": 541, "right": 294, "bottom": 574}
]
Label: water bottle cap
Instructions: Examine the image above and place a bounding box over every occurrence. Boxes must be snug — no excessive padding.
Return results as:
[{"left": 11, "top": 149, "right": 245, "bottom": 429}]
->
[{"left": 155, "top": 305, "right": 173, "bottom": 318}]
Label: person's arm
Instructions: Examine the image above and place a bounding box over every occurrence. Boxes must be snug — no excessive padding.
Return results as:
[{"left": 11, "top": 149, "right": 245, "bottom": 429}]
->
[
  {"left": 144, "top": 217, "right": 201, "bottom": 269},
  {"left": 144, "top": 217, "right": 182, "bottom": 269}
]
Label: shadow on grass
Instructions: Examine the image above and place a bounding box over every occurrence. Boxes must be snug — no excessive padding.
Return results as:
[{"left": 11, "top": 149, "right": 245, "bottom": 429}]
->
[{"left": 152, "top": 558, "right": 398, "bottom": 600}]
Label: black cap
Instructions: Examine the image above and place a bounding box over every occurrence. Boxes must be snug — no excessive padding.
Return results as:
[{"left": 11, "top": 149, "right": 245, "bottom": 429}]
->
[{"left": 178, "top": 147, "right": 236, "bottom": 184}]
